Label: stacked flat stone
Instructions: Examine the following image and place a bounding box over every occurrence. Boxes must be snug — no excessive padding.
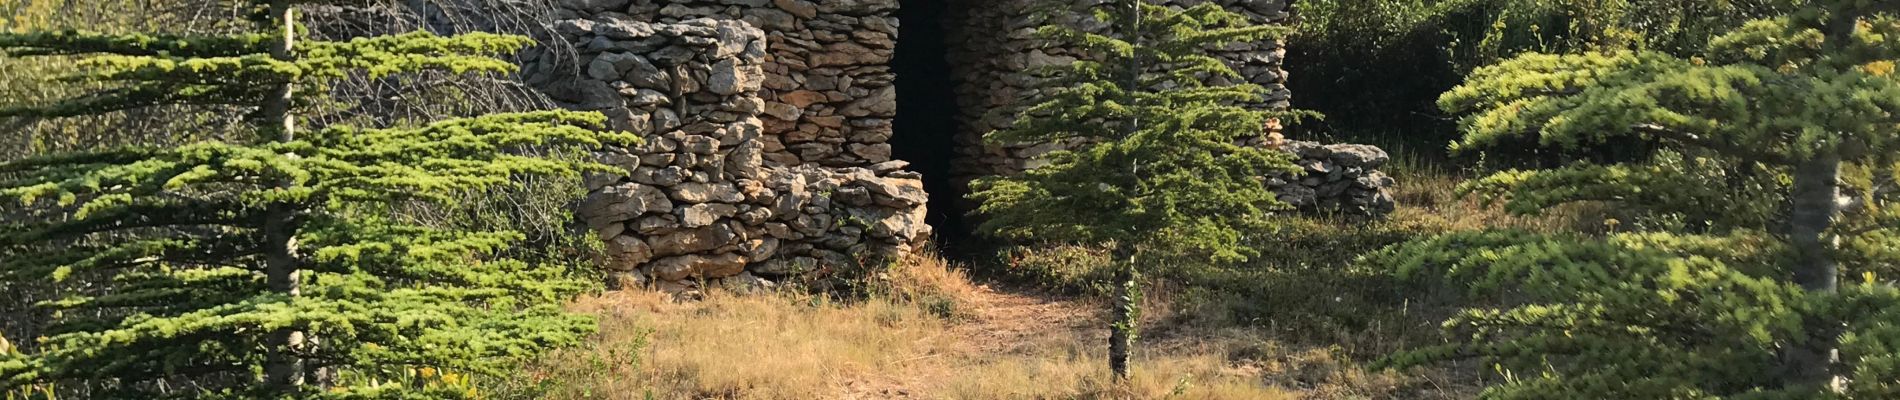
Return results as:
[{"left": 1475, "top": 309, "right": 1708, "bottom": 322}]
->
[
  {"left": 531, "top": 14, "right": 928, "bottom": 294},
  {"left": 1272, "top": 141, "right": 1398, "bottom": 216},
  {"left": 550, "top": 0, "right": 900, "bottom": 168}
]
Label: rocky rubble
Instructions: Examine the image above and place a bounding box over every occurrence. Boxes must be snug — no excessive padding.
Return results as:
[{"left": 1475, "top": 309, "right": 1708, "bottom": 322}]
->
[
  {"left": 547, "top": 0, "right": 901, "bottom": 168},
  {"left": 1271, "top": 141, "right": 1397, "bottom": 216},
  {"left": 529, "top": 13, "right": 928, "bottom": 294}
]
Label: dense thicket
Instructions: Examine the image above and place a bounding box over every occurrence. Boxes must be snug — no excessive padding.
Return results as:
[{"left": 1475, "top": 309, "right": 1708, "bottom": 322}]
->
[
  {"left": 0, "top": 0, "right": 632, "bottom": 397},
  {"left": 1368, "top": 1, "right": 1900, "bottom": 397},
  {"left": 968, "top": 0, "right": 1303, "bottom": 380},
  {"left": 1290, "top": 0, "right": 1795, "bottom": 148}
]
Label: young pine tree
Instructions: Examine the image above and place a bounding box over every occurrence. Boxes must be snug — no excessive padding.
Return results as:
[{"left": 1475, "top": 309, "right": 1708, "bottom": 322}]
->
[
  {"left": 968, "top": 0, "right": 1304, "bottom": 381},
  {"left": 0, "top": 1, "right": 633, "bottom": 397},
  {"left": 1369, "top": 1, "right": 1900, "bottom": 397}
]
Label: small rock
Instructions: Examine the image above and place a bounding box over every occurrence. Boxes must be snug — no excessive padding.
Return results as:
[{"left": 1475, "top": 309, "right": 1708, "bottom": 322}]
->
[
  {"left": 680, "top": 203, "right": 739, "bottom": 227},
  {"left": 772, "top": 0, "right": 818, "bottom": 18},
  {"left": 671, "top": 182, "right": 745, "bottom": 203},
  {"left": 647, "top": 253, "right": 749, "bottom": 281},
  {"left": 649, "top": 224, "right": 739, "bottom": 256},
  {"left": 602, "top": 235, "right": 654, "bottom": 270}
]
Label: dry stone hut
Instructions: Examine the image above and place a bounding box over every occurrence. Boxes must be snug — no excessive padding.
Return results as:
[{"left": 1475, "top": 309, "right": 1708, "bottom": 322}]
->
[{"left": 519, "top": 0, "right": 1397, "bottom": 292}]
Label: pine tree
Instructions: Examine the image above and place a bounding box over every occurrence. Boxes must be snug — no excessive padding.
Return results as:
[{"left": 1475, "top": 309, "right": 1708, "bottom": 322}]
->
[
  {"left": 1368, "top": 1, "right": 1900, "bottom": 397},
  {"left": 0, "top": 1, "right": 633, "bottom": 397},
  {"left": 968, "top": 0, "right": 1304, "bottom": 381}
]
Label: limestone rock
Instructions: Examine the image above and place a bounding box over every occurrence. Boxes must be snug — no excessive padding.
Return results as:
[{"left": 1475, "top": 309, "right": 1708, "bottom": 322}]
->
[
  {"left": 602, "top": 235, "right": 654, "bottom": 270},
  {"left": 650, "top": 224, "right": 738, "bottom": 256},
  {"left": 861, "top": 177, "right": 927, "bottom": 207},
  {"left": 680, "top": 203, "right": 739, "bottom": 228},
  {"left": 708, "top": 58, "right": 762, "bottom": 95},
  {"left": 647, "top": 253, "right": 749, "bottom": 281},
  {"left": 840, "top": 86, "right": 896, "bottom": 117},
  {"left": 579, "top": 183, "right": 672, "bottom": 228},
  {"left": 1327, "top": 144, "right": 1389, "bottom": 169},
  {"left": 670, "top": 182, "right": 744, "bottom": 203},
  {"left": 771, "top": 0, "right": 818, "bottom": 19}
]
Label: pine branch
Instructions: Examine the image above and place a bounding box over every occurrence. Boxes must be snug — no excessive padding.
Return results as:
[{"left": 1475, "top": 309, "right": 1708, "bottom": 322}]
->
[
  {"left": 0, "top": 30, "right": 270, "bottom": 58},
  {"left": 1631, "top": 123, "right": 1792, "bottom": 165}
]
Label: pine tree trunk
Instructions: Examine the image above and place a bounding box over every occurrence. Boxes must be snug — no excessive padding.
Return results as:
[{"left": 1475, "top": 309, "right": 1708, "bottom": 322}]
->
[
  {"left": 1783, "top": 151, "right": 1840, "bottom": 390},
  {"left": 1108, "top": 0, "right": 1142, "bottom": 383},
  {"left": 1108, "top": 247, "right": 1137, "bottom": 382},
  {"left": 261, "top": 0, "right": 305, "bottom": 390}
]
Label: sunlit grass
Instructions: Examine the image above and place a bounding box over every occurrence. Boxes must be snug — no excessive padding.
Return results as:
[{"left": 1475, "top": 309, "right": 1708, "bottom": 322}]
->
[{"left": 496, "top": 256, "right": 1318, "bottom": 399}]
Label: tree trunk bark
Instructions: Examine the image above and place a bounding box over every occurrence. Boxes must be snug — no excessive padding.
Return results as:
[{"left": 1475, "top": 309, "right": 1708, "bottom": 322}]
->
[
  {"left": 1783, "top": 151, "right": 1841, "bottom": 391},
  {"left": 1108, "top": 247, "right": 1139, "bottom": 382},
  {"left": 1109, "top": 1, "right": 1143, "bottom": 382},
  {"left": 261, "top": 0, "right": 305, "bottom": 390},
  {"left": 1108, "top": 0, "right": 1145, "bottom": 383}
]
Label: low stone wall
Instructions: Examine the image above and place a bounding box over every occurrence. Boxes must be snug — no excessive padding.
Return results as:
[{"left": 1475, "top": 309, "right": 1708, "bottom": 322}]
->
[
  {"left": 581, "top": 161, "right": 931, "bottom": 293},
  {"left": 546, "top": 0, "right": 900, "bottom": 168},
  {"left": 1272, "top": 141, "right": 1397, "bottom": 216},
  {"left": 532, "top": 16, "right": 927, "bottom": 294}
]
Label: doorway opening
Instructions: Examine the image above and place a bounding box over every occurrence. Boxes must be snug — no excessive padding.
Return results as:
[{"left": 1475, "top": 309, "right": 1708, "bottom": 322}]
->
[{"left": 891, "top": 0, "right": 971, "bottom": 258}]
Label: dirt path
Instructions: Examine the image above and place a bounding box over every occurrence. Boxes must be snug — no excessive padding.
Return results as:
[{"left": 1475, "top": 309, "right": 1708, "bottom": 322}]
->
[
  {"left": 950, "top": 283, "right": 1102, "bottom": 354},
  {"left": 839, "top": 283, "right": 1102, "bottom": 399}
]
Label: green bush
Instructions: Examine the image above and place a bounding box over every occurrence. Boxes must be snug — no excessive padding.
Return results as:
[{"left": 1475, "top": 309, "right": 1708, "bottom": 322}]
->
[
  {"left": 993, "top": 244, "right": 1118, "bottom": 295},
  {"left": 1367, "top": 2, "right": 1900, "bottom": 396},
  {"left": 1289, "top": 0, "right": 1794, "bottom": 150}
]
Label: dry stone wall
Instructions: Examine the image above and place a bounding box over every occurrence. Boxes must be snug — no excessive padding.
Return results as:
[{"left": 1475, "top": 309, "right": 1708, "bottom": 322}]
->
[
  {"left": 944, "top": 0, "right": 1395, "bottom": 216},
  {"left": 522, "top": 1, "right": 1399, "bottom": 292},
  {"left": 1276, "top": 141, "right": 1398, "bottom": 216},
  {"left": 527, "top": 14, "right": 929, "bottom": 294},
  {"left": 548, "top": 0, "right": 900, "bottom": 168}
]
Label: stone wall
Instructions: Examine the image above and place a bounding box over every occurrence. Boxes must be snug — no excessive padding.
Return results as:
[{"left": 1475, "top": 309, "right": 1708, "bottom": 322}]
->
[
  {"left": 523, "top": 1, "right": 1398, "bottom": 292},
  {"left": 530, "top": 15, "right": 928, "bottom": 294},
  {"left": 1275, "top": 141, "right": 1398, "bottom": 216},
  {"left": 545, "top": 0, "right": 900, "bottom": 168}
]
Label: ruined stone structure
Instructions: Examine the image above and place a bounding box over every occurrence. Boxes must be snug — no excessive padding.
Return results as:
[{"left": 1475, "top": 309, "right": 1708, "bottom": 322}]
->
[
  {"left": 547, "top": 0, "right": 902, "bottom": 167},
  {"left": 525, "top": 14, "right": 928, "bottom": 293},
  {"left": 524, "top": 0, "right": 1396, "bottom": 291}
]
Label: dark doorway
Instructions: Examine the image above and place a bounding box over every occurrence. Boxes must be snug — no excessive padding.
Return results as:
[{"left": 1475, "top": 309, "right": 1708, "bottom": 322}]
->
[{"left": 891, "top": 0, "right": 970, "bottom": 258}]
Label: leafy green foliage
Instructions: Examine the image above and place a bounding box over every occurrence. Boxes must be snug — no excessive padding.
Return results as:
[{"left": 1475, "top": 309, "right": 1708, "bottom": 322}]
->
[
  {"left": 0, "top": 3, "right": 634, "bottom": 398},
  {"left": 1369, "top": 1, "right": 1900, "bottom": 397}
]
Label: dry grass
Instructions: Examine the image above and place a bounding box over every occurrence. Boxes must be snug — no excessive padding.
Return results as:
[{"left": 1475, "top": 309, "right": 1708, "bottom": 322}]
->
[
  {"left": 875, "top": 254, "right": 986, "bottom": 320},
  {"left": 498, "top": 257, "right": 1317, "bottom": 399},
  {"left": 1380, "top": 152, "right": 1607, "bottom": 235},
  {"left": 509, "top": 289, "right": 951, "bottom": 399},
  {"left": 933, "top": 328, "right": 1299, "bottom": 400}
]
